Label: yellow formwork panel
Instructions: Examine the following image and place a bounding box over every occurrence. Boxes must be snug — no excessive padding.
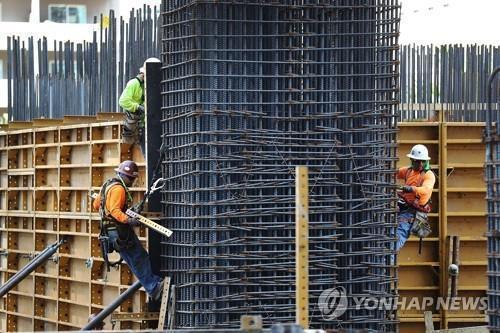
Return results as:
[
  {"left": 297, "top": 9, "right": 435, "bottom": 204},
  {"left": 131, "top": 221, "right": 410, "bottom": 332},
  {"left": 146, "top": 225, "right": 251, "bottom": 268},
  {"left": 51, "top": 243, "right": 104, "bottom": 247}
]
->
[
  {"left": 397, "top": 116, "right": 487, "bottom": 331},
  {"left": 0, "top": 121, "right": 148, "bottom": 331},
  {"left": 401, "top": 321, "right": 436, "bottom": 333}
]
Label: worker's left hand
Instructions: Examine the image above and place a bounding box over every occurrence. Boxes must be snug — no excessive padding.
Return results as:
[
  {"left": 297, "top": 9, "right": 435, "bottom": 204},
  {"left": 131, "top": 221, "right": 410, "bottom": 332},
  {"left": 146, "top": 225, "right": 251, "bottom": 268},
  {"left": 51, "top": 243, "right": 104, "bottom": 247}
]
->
[
  {"left": 126, "top": 217, "right": 141, "bottom": 227},
  {"left": 402, "top": 185, "right": 413, "bottom": 193}
]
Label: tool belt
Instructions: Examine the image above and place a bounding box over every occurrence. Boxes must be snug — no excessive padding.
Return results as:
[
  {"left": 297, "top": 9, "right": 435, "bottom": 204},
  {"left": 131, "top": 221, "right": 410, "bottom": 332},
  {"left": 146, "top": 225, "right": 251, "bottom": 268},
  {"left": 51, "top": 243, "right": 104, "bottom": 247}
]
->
[
  {"left": 397, "top": 199, "right": 431, "bottom": 236},
  {"left": 411, "top": 211, "right": 432, "bottom": 238},
  {"left": 122, "top": 110, "right": 144, "bottom": 143},
  {"left": 101, "top": 220, "right": 135, "bottom": 252},
  {"left": 398, "top": 199, "right": 431, "bottom": 254},
  {"left": 99, "top": 219, "right": 135, "bottom": 272}
]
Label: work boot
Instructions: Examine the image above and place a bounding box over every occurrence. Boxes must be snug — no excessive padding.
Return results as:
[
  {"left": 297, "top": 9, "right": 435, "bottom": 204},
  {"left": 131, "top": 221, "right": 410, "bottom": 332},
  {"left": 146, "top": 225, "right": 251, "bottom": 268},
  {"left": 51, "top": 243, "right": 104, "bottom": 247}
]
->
[
  {"left": 152, "top": 278, "right": 164, "bottom": 301},
  {"left": 146, "top": 296, "right": 161, "bottom": 313}
]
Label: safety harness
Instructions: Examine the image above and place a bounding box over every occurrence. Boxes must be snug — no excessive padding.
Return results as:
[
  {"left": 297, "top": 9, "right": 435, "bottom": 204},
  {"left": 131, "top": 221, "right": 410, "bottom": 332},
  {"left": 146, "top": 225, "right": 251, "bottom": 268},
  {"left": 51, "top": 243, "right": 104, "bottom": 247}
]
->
[
  {"left": 96, "top": 144, "right": 167, "bottom": 275},
  {"left": 98, "top": 176, "right": 134, "bottom": 272},
  {"left": 401, "top": 168, "right": 433, "bottom": 254}
]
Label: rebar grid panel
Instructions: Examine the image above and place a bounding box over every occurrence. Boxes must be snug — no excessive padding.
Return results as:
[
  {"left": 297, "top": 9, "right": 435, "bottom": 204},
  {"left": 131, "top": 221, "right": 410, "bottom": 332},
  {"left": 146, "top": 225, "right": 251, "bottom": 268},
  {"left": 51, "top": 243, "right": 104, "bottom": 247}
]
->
[
  {"left": 160, "top": 1, "right": 400, "bottom": 330},
  {"left": 487, "top": 69, "right": 500, "bottom": 331}
]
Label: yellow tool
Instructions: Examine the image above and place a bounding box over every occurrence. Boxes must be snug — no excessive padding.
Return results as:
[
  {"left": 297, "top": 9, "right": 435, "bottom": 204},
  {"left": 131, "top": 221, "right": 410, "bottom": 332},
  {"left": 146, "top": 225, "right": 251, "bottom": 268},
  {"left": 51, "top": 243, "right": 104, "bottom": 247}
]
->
[
  {"left": 90, "top": 192, "right": 173, "bottom": 238},
  {"left": 125, "top": 209, "right": 173, "bottom": 238}
]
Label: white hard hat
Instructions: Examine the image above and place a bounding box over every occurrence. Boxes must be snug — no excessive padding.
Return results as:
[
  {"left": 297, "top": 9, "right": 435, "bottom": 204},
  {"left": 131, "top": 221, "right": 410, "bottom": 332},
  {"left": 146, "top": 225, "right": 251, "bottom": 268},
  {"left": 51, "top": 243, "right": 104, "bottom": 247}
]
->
[
  {"left": 139, "top": 57, "right": 161, "bottom": 73},
  {"left": 407, "top": 144, "right": 430, "bottom": 161}
]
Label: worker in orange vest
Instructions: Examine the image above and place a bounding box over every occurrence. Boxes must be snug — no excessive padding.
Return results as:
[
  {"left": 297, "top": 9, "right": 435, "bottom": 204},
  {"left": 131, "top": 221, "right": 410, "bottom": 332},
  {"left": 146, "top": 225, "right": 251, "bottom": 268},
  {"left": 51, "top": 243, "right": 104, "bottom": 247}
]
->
[
  {"left": 92, "top": 160, "right": 163, "bottom": 300},
  {"left": 396, "top": 144, "right": 436, "bottom": 251}
]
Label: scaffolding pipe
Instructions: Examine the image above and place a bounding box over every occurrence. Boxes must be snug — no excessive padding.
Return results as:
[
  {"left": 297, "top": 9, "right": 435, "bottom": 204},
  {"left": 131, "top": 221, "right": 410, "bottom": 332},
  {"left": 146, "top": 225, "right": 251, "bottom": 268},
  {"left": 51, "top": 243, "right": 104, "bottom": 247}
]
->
[
  {"left": 81, "top": 280, "right": 142, "bottom": 331},
  {"left": 0, "top": 238, "right": 66, "bottom": 298}
]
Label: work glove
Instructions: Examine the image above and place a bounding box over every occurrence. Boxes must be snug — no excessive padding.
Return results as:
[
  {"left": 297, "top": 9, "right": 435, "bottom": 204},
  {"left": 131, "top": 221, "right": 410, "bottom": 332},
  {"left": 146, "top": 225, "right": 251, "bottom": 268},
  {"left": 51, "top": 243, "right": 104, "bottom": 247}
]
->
[
  {"left": 136, "top": 105, "right": 145, "bottom": 114},
  {"left": 126, "top": 217, "right": 141, "bottom": 227},
  {"left": 402, "top": 185, "right": 413, "bottom": 193}
]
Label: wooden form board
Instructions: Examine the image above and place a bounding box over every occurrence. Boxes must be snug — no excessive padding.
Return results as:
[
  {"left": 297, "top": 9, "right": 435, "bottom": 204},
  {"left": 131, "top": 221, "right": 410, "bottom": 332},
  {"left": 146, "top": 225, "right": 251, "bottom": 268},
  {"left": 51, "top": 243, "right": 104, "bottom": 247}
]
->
[
  {"left": 397, "top": 112, "right": 487, "bottom": 332},
  {"left": 0, "top": 121, "right": 148, "bottom": 332}
]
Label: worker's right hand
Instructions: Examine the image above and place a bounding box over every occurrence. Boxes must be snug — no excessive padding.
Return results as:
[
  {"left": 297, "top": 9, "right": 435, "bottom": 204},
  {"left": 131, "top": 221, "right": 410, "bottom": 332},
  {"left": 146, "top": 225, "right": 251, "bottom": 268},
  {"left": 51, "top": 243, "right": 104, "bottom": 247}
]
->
[
  {"left": 402, "top": 185, "right": 414, "bottom": 193},
  {"left": 136, "top": 105, "right": 145, "bottom": 114},
  {"left": 126, "top": 217, "right": 141, "bottom": 227}
]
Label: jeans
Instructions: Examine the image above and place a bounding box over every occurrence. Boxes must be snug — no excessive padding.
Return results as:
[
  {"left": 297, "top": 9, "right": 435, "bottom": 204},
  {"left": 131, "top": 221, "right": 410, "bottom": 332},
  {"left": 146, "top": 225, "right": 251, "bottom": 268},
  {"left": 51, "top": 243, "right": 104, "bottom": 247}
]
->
[
  {"left": 396, "top": 211, "right": 415, "bottom": 251},
  {"left": 108, "top": 226, "right": 161, "bottom": 297}
]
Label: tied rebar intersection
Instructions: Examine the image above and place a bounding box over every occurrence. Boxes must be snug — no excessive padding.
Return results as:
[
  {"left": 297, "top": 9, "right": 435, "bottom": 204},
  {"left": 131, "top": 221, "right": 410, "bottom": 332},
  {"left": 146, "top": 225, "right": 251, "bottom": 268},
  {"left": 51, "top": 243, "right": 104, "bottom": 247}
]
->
[{"left": 160, "top": 1, "right": 400, "bottom": 330}]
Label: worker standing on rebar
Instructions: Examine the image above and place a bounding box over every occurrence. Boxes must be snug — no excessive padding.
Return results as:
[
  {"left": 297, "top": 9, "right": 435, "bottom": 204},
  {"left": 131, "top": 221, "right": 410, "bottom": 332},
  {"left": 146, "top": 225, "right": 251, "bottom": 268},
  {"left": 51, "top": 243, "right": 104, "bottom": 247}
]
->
[
  {"left": 396, "top": 144, "right": 436, "bottom": 250},
  {"left": 119, "top": 57, "right": 161, "bottom": 155},
  {"left": 119, "top": 64, "right": 146, "bottom": 153},
  {"left": 92, "top": 160, "right": 164, "bottom": 300}
]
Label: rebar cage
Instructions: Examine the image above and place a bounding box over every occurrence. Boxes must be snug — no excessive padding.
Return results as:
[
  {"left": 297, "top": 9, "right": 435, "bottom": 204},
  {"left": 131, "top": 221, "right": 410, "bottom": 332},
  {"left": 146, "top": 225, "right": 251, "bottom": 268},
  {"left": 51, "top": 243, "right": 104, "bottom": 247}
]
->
[{"left": 160, "top": 0, "right": 400, "bottom": 330}]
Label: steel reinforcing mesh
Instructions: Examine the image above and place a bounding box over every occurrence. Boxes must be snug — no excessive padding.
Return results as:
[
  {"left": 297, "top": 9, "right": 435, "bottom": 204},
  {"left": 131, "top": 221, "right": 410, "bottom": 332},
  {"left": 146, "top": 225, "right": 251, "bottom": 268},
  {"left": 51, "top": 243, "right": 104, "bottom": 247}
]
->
[
  {"left": 160, "top": 0, "right": 400, "bottom": 330},
  {"left": 487, "top": 98, "right": 500, "bottom": 329}
]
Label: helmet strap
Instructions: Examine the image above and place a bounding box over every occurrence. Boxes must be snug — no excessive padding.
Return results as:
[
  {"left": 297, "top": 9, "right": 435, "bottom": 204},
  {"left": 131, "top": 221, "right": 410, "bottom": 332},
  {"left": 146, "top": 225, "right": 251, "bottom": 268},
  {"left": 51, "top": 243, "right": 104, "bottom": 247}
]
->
[{"left": 117, "top": 173, "right": 134, "bottom": 203}]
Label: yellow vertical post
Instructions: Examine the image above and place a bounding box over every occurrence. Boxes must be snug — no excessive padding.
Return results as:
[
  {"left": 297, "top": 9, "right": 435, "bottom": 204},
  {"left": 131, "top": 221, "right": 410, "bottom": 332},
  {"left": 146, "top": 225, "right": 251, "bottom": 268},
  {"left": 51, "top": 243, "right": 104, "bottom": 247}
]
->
[
  {"left": 439, "top": 107, "right": 448, "bottom": 329},
  {"left": 295, "top": 166, "right": 309, "bottom": 328}
]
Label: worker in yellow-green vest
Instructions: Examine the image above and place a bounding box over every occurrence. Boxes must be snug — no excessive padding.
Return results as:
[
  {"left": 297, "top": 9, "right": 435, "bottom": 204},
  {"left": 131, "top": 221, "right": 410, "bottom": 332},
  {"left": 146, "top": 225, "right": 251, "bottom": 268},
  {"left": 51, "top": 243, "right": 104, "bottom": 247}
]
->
[{"left": 119, "top": 57, "right": 160, "bottom": 154}]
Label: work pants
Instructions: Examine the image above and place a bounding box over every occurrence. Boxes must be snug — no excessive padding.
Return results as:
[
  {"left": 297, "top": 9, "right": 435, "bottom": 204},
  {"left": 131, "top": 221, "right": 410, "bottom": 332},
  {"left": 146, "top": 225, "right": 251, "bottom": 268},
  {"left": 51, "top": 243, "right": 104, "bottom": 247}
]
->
[{"left": 108, "top": 226, "right": 161, "bottom": 297}]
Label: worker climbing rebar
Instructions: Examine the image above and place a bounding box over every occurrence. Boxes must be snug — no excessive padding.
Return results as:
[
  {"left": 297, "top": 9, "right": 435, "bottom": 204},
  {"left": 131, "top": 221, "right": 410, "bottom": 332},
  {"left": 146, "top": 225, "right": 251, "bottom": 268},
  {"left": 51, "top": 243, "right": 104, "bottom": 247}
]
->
[
  {"left": 396, "top": 144, "right": 436, "bottom": 251},
  {"left": 119, "top": 57, "right": 160, "bottom": 154},
  {"left": 92, "top": 160, "right": 164, "bottom": 301}
]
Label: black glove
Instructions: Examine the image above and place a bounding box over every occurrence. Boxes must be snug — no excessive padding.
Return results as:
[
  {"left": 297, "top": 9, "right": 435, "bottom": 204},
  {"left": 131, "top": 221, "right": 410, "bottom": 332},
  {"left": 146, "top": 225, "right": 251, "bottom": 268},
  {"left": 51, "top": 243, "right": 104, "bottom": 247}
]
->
[
  {"left": 402, "top": 185, "right": 413, "bottom": 193},
  {"left": 136, "top": 105, "right": 145, "bottom": 114},
  {"left": 126, "top": 217, "right": 140, "bottom": 227}
]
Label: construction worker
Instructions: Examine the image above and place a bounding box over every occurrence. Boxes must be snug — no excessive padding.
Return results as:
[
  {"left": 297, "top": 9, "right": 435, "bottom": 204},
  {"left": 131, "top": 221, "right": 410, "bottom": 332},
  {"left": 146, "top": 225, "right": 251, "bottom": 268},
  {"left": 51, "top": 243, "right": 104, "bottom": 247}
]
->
[
  {"left": 396, "top": 144, "right": 436, "bottom": 251},
  {"left": 119, "top": 64, "right": 145, "bottom": 152},
  {"left": 119, "top": 57, "right": 161, "bottom": 155},
  {"left": 92, "top": 160, "right": 163, "bottom": 300}
]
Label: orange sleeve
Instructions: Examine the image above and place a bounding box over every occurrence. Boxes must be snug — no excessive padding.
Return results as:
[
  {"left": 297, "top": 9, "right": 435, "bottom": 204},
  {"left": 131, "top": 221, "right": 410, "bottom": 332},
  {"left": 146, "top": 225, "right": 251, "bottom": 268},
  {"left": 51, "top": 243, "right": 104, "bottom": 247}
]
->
[
  {"left": 105, "top": 185, "right": 129, "bottom": 223},
  {"left": 413, "top": 170, "right": 436, "bottom": 205},
  {"left": 92, "top": 193, "right": 102, "bottom": 211},
  {"left": 397, "top": 167, "right": 409, "bottom": 180}
]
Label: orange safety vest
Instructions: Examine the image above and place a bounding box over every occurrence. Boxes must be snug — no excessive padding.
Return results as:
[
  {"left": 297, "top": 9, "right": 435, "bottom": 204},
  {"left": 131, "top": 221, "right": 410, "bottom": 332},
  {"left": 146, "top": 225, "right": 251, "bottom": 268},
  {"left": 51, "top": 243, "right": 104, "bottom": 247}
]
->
[
  {"left": 399, "top": 168, "right": 433, "bottom": 213},
  {"left": 96, "top": 178, "right": 132, "bottom": 224}
]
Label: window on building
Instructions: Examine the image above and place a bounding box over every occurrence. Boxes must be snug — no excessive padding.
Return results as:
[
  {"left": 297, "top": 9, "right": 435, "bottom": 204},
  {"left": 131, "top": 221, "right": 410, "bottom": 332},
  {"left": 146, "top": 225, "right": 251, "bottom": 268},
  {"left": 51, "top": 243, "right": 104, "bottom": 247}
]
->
[
  {"left": 0, "top": 60, "right": 3, "bottom": 79},
  {"left": 48, "top": 4, "right": 86, "bottom": 23}
]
